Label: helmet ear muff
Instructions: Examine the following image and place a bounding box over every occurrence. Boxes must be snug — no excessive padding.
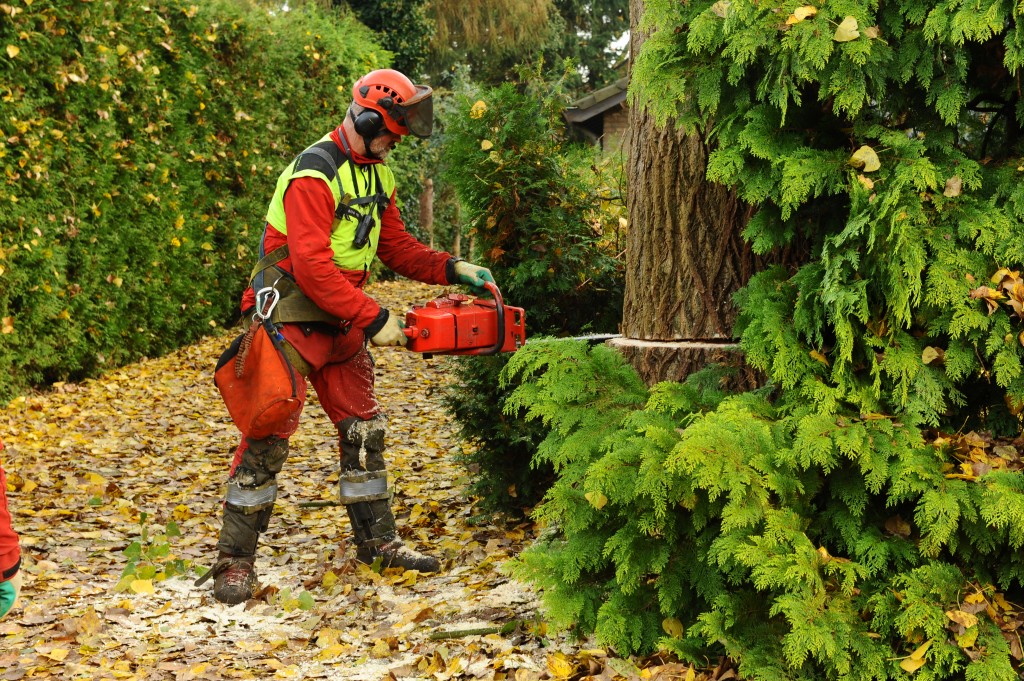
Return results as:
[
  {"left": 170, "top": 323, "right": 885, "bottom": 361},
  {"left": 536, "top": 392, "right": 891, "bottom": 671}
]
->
[{"left": 353, "top": 109, "right": 384, "bottom": 138}]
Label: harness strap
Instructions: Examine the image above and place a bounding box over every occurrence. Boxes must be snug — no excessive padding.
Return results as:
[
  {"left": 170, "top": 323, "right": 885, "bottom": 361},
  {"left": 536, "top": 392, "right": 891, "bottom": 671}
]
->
[
  {"left": 299, "top": 144, "right": 355, "bottom": 220},
  {"left": 248, "top": 245, "right": 290, "bottom": 288}
]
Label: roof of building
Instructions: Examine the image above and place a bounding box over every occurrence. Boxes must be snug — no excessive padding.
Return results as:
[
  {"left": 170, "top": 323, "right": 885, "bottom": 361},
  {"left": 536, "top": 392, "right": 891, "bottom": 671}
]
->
[{"left": 564, "top": 76, "right": 629, "bottom": 123}]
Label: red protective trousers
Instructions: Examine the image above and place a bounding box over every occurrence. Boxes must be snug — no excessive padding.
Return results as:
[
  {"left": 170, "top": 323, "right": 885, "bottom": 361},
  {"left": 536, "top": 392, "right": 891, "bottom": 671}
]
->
[
  {"left": 229, "top": 325, "right": 378, "bottom": 473},
  {"left": 0, "top": 440, "right": 21, "bottom": 580}
]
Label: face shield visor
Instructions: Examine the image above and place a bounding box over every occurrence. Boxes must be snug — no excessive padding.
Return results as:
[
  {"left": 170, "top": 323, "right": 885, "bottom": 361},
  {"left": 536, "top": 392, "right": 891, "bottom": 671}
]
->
[{"left": 390, "top": 85, "right": 433, "bottom": 138}]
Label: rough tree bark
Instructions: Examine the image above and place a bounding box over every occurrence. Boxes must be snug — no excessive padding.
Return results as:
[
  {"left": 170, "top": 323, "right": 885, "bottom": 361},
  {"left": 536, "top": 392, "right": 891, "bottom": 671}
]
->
[
  {"left": 615, "top": 0, "right": 806, "bottom": 386},
  {"left": 419, "top": 178, "right": 434, "bottom": 249}
]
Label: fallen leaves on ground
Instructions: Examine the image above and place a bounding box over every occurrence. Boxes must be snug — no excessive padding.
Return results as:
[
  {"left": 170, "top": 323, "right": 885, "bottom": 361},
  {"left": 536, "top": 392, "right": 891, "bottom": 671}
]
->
[{"left": 0, "top": 280, "right": 705, "bottom": 681}]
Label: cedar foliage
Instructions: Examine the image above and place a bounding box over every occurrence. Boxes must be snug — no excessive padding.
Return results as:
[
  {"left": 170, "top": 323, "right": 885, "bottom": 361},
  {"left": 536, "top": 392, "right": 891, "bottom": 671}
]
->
[
  {"left": 507, "top": 0, "right": 1024, "bottom": 677},
  {"left": 0, "top": 0, "right": 380, "bottom": 400}
]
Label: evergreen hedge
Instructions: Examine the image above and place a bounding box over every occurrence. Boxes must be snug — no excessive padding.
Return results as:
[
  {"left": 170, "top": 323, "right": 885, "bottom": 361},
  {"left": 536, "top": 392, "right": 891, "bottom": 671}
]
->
[
  {"left": 0, "top": 0, "right": 381, "bottom": 400},
  {"left": 440, "top": 67, "right": 626, "bottom": 512},
  {"left": 507, "top": 0, "right": 1024, "bottom": 678}
]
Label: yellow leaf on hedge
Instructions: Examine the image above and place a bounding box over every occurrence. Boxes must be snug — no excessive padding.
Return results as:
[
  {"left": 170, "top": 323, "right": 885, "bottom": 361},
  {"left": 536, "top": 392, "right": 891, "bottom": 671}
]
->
[
  {"left": 662, "top": 617, "right": 684, "bottom": 638},
  {"left": 481, "top": 140, "right": 494, "bottom": 151},
  {"left": 585, "top": 490, "right": 608, "bottom": 509},
  {"left": 849, "top": 145, "right": 880, "bottom": 172},
  {"left": 786, "top": 6, "right": 817, "bottom": 24},
  {"left": 6, "top": 45, "right": 20, "bottom": 58},
  {"left": 834, "top": 16, "right": 860, "bottom": 42},
  {"left": 116, "top": 44, "right": 128, "bottom": 56},
  {"left": 900, "top": 656, "right": 927, "bottom": 674},
  {"left": 946, "top": 609, "right": 979, "bottom": 628},
  {"left": 900, "top": 639, "right": 931, "bottom": 673},
  {"left": 957, "top": 626, "right": 979, "bottom": 649}
]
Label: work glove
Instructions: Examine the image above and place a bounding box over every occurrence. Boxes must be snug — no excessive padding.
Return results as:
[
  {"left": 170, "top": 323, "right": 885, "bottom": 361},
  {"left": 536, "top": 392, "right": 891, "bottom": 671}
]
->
[
  {"left": 0, "top": 572, "right": 21, "bottom": 621},
  {"left": 370, "top": 313, "right": 408, "bottom": 347},
  {"left": 453, "top": 261, "right": 496, "bottom": 296}
]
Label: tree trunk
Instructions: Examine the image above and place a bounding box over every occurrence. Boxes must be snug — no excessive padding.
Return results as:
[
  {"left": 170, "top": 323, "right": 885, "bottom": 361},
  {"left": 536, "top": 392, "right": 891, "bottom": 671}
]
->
[
  {"left": 452, "top": 200, "right": 462, "bottom": 259},
  {"left": 620, "top": 0, "right": 805, "bottom": 386},
  {"left": 420, "top": 178, "right": 435, "bottom": 250},
  {"left": 622, "top": 127, "right": 754, "bottom": 341}
]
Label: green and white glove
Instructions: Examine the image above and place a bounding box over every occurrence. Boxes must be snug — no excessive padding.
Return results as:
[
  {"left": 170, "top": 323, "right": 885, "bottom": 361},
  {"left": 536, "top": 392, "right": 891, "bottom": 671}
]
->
[
  {"left": 453, "top": 261, "right": 495, "bottom": 296},
  {"left": 370, "top": 313, "right": 408, "bottom": 347},
  {"left": 0, "top": 572, "right": 21, "bottom": 621}
]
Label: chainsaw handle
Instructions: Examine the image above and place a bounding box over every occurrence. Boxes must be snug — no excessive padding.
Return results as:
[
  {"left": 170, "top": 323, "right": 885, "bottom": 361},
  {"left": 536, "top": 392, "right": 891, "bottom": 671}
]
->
[{"left": 477, "top": 281, "right": 505, "bottom": 356}]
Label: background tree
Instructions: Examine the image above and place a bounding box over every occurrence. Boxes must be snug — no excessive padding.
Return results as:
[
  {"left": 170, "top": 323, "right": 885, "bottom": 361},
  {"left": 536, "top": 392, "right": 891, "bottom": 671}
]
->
[
  {"left": 426, "top": 0, "right": 628, "bottom": 92},
  {"left": 334, "top": 0, "right": 433, "bottom": 78},
  {"left": 540, "top": 0, "right": 629, "bottom": 91}
]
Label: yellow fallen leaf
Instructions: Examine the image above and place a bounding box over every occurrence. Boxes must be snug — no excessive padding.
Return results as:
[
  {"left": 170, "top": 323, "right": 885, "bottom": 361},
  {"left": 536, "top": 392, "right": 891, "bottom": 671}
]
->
[
  {"left": 317, "top": 643, "right": 347, "bottom": 660},
  {"left": 235, "top": 639, "right": 267, "bottom": 652},
  {"left": 371, "top": 638, "right": 391, "bottom": 658},
  {"left": 834, "top": 16, "right": 860, "bottom": 42},
  {"left": 849, "top": 145, "right": 880, "bottom": 172},
  {"left": 130, "top": 579, "right": 154, "bottom": 594},
  {"left": 43, "top": 648, "right": 70, "bottom": 661},
  {"left": 547, "top": 652, "right": 575, "bottom": 679}
]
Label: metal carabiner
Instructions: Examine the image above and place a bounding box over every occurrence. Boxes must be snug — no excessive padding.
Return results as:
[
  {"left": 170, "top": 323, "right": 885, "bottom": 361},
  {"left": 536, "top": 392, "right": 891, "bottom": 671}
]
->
[{"left": 253, "top": 286, "right": 281, "bottom": 323}]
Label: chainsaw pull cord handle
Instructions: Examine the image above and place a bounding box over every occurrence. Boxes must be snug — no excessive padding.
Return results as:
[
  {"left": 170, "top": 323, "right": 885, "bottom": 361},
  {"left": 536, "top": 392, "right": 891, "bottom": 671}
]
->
[{"left": 479, "top": 281, "right": 505, "bottom": 356}]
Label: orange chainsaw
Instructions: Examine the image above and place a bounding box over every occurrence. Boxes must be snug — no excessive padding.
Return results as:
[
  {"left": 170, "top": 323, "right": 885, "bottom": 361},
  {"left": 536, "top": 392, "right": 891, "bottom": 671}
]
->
[{"left": 403, "top": 282, "right": 526, "bottom": 358}]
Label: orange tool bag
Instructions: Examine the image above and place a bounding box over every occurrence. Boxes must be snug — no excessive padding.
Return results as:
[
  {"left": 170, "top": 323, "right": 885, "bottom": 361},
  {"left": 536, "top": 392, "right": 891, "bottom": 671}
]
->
[{"left": 214, "top": 289, "right": 303, "bottom": 439}]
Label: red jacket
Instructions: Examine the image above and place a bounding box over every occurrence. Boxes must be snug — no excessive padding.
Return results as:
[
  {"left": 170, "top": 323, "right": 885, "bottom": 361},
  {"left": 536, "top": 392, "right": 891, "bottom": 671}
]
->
[
  {"left": 242, "top": 127, "right": 453, "bottom": 329},
  {"left": 0, "top": 440, "right": 20, "bottom": 581}
]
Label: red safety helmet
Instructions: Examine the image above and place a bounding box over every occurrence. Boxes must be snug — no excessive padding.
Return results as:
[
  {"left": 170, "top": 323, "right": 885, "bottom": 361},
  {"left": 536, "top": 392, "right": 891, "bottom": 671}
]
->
[{"left": 352, "top": 69, "right": 433, "bottom": 139}]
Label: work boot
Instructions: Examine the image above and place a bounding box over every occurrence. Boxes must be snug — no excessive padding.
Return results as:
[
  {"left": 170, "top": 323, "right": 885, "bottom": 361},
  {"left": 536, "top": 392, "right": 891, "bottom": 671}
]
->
[
  {"left": 357, "top": 536, "right": 441, "bottom": 572},
  {"left": 195, "top": 552, "right": 258, "bottom": 605},
  {"left": 347, "top": 498, "right": 441, "bottom": 572}
]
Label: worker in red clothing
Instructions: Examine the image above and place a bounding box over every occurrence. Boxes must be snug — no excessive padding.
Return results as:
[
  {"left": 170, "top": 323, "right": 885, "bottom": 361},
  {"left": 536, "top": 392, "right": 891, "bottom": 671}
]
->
[
  {"left": 195, "top": 68, "right": 495, "bottom": 605},
  {"left": 0, "top": 439, "right": 22, "bottom": 620}
]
